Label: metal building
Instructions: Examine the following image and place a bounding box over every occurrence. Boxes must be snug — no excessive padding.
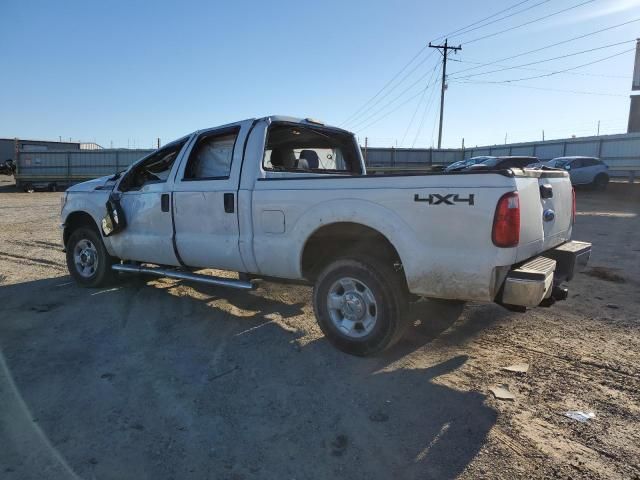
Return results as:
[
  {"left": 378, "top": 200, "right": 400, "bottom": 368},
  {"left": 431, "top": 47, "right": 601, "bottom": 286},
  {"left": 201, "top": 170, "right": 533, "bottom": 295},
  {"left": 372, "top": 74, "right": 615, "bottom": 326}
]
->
[{"left": 0, "top": 138, "right": 80, "bottom": 164}]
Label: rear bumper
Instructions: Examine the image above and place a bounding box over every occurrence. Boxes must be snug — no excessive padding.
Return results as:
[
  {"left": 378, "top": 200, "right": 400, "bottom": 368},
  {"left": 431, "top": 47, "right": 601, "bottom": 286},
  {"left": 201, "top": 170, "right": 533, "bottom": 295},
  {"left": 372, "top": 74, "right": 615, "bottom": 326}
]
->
[{"left": 499, "top": 240, "right": 591, "bottom": 308}]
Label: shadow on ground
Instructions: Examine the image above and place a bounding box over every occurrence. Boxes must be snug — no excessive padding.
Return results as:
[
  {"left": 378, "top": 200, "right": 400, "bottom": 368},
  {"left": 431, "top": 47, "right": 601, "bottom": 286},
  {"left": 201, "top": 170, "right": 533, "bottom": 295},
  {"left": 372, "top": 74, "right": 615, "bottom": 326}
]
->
[{"left": 0, "top": 276, "right": 497, "bottom": 480}]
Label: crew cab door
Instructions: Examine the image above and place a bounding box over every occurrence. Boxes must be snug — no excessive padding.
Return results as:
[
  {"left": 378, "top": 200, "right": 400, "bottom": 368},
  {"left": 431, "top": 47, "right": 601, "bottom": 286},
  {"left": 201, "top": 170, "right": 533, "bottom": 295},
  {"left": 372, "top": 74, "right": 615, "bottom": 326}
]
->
[
  {"left": 108, "top": 137, "right": 190, "bottom": 266},
  {"left": 172, "top": 125, "right": 246, "bottom": 271}
]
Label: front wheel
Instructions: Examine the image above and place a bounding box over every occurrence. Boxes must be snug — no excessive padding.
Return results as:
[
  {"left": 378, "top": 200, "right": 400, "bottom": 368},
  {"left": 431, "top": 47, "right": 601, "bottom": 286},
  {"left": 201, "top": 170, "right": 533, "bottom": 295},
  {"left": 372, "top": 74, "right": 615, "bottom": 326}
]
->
[
  {"left": 66, "top": 226, "right": 118, "bottom": 287},
  {"left": 313, "top": 256, "right": 409, "bottom": 356}
]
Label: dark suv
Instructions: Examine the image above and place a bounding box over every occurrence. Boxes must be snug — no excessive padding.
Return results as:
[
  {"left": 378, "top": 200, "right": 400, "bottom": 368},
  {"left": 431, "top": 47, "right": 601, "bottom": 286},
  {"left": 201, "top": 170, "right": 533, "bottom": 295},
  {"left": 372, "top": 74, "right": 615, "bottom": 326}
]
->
[{"left": 467, "top": 156, "right": 538, "bottom": 170}]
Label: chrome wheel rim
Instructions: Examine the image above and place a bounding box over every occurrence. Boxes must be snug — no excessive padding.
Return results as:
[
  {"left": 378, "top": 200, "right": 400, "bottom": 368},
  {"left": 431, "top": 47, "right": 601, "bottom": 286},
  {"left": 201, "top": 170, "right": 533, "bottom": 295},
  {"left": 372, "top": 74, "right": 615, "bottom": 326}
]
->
[
  {"left": 73, "top": 238, "right": 98, "bottom": 278},
  {"left": 327, "top": 277, "right": 378, "bottom": 338}
]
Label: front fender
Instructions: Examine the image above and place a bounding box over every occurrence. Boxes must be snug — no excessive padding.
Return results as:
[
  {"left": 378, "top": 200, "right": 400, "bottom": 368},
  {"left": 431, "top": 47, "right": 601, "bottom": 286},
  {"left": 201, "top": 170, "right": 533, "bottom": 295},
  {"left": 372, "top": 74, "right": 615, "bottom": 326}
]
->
[{"left": 61, "top": 191, "right": 115, "bottom": 255}]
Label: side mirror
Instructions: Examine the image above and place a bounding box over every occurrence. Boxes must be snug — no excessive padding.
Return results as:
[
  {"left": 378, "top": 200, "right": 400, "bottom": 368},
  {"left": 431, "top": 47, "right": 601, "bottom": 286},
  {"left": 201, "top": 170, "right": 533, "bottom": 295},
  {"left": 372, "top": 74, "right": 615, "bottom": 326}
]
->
[
  {"left": 564, "top": 165, "right": 571, "bottom": 171},
  {"left": 101, "top": 194, "right": 127, "bottom": 236}
]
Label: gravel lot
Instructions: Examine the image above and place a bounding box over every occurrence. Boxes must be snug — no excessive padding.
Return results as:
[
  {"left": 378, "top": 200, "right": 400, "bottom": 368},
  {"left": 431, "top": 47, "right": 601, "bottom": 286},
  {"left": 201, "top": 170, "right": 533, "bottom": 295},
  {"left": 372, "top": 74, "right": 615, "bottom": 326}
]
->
[{"left": 1, "top": 176, "right": 639, "bottom": 479}]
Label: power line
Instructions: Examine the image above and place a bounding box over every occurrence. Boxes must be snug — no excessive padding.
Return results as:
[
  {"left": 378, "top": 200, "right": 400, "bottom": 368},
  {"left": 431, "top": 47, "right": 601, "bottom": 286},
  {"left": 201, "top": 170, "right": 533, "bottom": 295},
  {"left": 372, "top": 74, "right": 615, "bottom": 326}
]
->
[
  {"left": 354, "top": 79, "right": 439, "bottom": 133},
  {"left": 412, "top": 71, "right": 441, "bottom": 148},
  {"left": 447, "top": 0, "right": 553, "bottom": 42},
  {"left": 431, "top": 0, "right": 535, "bottom": 42},
  {"left": 343, "top": 51, "right": 436, "bottom": 128},
  {"left": 399, "top": 88, "right": 429, "bottom": 146},
  {"left": 342, "top": 0, "right": 574, "bottom": 128},
  {"left": 349, "top": 61, "right": 440, "bottom": 131},
  {"left": 474, "top": 47, "right": 635, "bottom": 83},
  {"left": 451, "top": 17, "right": 640, "bottom": 76},
  {"left": 400, "top": 63, "right": 440, "bottom": 146},
  {"left": 451, "top": 39, "right": 636, "bottom": 80},
  {"left": 450, "top": 79, "right": 628, "bottom": 97},
  {"left": 464, "top": 0, "right": 596, "bottom": 45},
  {"left": 450, "top": 57, "right": 630, "bottom": 79},
  {"left": 340, "top": 47, "right": 432, "bottom": 126},
  {"left": 399, "top": 87, "right": 429, "bottom": 146}
]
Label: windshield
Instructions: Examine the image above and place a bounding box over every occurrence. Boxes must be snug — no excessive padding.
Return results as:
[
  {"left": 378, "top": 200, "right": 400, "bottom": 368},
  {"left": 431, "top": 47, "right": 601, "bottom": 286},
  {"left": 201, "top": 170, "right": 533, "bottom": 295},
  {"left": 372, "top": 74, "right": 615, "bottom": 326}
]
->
[
  {"left": 478, "top": 158, "right": 499, "bottom": 167},
  {"left": 553, "top": 159, "right": 570, "bottom": 167}
]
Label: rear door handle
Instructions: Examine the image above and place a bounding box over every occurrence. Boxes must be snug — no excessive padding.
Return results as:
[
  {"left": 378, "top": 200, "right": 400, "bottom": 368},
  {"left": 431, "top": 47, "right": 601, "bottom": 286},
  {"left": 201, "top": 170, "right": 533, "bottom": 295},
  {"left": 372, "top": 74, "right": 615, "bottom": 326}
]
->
[
  {"left": 224, "top": 193, "right": 234, "bottom": 213},
  {"left": 161, "top": 193, "right": 170, "bottom": 212}
]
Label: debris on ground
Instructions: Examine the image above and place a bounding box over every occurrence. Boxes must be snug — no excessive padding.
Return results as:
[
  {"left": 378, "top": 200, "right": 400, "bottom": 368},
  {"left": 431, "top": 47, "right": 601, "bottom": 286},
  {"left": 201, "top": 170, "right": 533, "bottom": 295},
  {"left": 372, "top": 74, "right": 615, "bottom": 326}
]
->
[
  {"left": 564, "top": 411, "right": 595, "bottom": 423},
  {"left": 490, "top": 384, "right": 516, "bottom": 401},
  {"left": 583, "top": 267, "right": 626, "bottom": 283},
  {"left": 606, "top": 303, "right": 620, "bottom": 309},
  {"left": 330, "top": 434, "right": 349, "bottom": 456},
  {"left": 369, "top": 411, "right": 389, "bottom": 423},
  {"left": 502, "top": 363, "right": 529, "bottom": 374}
]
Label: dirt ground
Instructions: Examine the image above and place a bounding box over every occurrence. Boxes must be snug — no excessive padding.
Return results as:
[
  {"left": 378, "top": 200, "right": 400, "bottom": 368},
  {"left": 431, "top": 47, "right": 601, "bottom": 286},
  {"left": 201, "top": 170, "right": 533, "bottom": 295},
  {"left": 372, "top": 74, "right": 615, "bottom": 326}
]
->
[{"left": 1, "top": 176, "right": 639, "bottom": 480}]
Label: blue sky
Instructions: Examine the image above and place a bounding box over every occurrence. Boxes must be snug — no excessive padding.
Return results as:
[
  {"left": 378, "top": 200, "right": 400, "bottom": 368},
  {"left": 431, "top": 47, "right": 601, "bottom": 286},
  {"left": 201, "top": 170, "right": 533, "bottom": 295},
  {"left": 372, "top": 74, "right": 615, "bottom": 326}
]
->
[{"left": 1, "top": 0, "right": 638, "bottom": 148}]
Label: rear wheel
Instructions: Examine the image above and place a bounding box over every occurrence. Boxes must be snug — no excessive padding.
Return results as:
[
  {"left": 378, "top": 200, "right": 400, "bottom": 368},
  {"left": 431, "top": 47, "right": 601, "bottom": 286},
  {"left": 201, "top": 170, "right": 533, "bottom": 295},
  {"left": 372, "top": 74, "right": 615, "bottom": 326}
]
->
[
  {"left": 313, "top": 256, "right": 409, "bottom": 356},
  {"left": 66, "top": 226, "right": 118, "bottom": 287},
  {"left": 593, "top": 173, "right": 609, "bottom": 191}
]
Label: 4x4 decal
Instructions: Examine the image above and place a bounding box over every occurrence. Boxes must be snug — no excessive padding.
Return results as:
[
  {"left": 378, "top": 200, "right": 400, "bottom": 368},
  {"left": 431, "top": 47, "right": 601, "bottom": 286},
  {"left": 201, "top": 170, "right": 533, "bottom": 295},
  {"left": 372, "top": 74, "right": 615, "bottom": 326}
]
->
[{"left": 414, "top": 193, "right": 475, "bottom": 205}]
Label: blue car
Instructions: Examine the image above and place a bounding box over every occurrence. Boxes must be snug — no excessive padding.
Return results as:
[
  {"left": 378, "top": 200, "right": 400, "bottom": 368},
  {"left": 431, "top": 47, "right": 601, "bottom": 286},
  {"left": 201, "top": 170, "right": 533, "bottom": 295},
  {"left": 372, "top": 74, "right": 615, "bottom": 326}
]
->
[{"left": 546, "top": 156, "right": 609, "bottom": 190}]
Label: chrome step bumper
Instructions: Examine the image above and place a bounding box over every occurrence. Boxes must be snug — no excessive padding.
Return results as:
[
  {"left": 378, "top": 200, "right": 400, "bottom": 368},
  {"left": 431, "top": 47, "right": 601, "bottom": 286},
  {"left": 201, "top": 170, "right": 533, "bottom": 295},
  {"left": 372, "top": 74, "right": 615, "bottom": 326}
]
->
[{"left": 500, "top": 240, "right": 592, "bottom": 308}]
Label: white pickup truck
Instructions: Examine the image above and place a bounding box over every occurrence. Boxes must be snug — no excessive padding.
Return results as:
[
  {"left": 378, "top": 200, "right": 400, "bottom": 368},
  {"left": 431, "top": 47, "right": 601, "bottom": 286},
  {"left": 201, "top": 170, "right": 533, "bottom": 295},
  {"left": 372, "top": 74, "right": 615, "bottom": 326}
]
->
[{"left": 61, "top": 116, "right": 591, "bottom": 355}]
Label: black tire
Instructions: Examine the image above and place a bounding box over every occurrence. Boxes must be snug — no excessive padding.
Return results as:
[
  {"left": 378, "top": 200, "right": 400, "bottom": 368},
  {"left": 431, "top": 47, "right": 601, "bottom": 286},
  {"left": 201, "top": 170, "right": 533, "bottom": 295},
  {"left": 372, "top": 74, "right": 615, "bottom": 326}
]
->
[
  {"left": 592, "top": 173, "right": 609, "bottom": 191},
  {"left": 65, "top": 226, "right": 118, "bottom": 288},
  {"left": 313, "top": 256, "right": 409, "bottom": 356},
  {"left": 23, "top": 183, "right": 34, "bottom": 193}
]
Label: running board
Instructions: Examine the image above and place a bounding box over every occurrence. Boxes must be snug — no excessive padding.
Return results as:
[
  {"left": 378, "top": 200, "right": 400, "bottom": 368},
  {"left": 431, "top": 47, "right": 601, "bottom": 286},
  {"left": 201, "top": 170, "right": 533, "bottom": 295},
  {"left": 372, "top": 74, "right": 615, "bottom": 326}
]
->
[{"left": 112, "top": 264, "right": 255, "bottom": 290}]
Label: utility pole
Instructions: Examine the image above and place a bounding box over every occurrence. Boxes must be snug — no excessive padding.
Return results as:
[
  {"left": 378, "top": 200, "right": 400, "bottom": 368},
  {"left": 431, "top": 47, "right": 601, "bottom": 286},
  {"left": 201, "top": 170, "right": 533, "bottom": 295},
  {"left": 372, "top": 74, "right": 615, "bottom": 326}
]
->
[
  {"left": 429, "top": 38, "right": 461, "bottom": 149},
  {"left": 364, "top": 137, "right": 368, "bottom": 164},
  {"left": 597, "top": 120, "right": 600, "bottom": 136}
]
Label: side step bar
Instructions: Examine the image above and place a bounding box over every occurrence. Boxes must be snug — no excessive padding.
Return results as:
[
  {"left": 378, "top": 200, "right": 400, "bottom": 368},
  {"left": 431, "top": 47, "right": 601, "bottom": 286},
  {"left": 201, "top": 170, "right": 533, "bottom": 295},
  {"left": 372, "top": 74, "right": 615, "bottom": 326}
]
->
[{"left": 112, "top": 264, "right": 255, "bottom": 290}]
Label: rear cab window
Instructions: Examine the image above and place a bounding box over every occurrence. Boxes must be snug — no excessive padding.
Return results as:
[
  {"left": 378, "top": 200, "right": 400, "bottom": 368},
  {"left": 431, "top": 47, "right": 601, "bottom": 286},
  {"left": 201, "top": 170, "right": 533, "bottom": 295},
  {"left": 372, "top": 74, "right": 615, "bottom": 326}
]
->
[{"left": 262, "top": 123, "right": 362, "bottom": 176}]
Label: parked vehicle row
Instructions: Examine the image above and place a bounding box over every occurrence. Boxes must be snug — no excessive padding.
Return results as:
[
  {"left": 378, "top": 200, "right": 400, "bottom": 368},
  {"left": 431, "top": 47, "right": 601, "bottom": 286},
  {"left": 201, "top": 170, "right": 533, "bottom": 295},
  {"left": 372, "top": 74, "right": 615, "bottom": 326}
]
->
[{"left": 448, "top": 155, "right": 609, "bottom": 189}]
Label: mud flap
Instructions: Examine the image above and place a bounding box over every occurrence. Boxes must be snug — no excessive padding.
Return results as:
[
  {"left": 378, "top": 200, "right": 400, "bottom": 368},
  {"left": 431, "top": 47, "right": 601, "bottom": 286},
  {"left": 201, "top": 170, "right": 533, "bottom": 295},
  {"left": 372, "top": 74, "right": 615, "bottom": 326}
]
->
[{"left": 101, "top": 194, "right": 127, "bottom": 236}]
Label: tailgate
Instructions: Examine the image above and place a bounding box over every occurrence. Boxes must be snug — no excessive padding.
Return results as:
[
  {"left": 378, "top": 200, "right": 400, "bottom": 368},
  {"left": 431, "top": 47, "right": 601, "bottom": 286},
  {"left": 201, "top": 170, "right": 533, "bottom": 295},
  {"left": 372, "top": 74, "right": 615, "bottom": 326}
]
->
[{"left": 514, "top": 170, "right": 573, "bottom": 262}]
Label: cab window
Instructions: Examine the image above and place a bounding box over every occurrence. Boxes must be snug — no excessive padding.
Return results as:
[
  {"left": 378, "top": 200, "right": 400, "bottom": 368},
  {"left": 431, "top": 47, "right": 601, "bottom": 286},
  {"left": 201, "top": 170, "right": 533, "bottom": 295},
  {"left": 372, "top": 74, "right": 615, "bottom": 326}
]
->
[
  {"left": 183, "top": 128, "right": 239, "bottom": 180},
  {"left": 262, "top": 123, "right": 361, "bottom": 175},
  {"left": 120, "top": 137, "right": 188, "bottom": 191}
]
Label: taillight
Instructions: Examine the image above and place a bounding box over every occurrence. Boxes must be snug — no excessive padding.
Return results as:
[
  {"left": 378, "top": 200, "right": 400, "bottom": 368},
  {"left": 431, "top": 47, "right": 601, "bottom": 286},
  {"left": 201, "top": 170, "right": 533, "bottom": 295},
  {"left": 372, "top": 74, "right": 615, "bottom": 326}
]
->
[
  {"left": 492, "top": 192, "right": 520, "bottom": 247},
  {"left": 572, "top": 187, "right": 576, "bottom": 224}
]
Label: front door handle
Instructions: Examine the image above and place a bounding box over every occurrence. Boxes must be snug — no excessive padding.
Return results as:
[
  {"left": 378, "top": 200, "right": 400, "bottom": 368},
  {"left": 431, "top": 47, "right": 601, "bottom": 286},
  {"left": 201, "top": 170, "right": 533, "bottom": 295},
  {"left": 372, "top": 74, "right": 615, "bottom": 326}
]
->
[
  {"left": 223, "top": 193, "right": 234, "bottom": 213},
  {"left": 161, "top": 193, "right": 170, "bottom": 212}
]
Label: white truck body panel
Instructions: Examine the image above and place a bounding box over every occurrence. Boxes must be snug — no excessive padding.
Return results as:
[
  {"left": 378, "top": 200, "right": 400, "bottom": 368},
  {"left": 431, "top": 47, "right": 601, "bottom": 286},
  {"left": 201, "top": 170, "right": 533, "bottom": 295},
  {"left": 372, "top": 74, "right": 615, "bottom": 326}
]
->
[{"left": 62, "top": 116, "right": 576, "bottom": 304}]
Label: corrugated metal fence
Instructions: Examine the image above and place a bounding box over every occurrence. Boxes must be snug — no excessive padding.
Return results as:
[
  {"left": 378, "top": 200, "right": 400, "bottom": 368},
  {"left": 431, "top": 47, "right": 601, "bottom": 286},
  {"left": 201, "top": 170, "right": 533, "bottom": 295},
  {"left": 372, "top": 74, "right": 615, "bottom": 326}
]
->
[
  {"left": 16, "top": 149, "right": 153, "bottom": 186},
  {"left": 15, "top": 132, "right": 640, "bottom": 187},
  {"left": 364, "top": 148, "right": 463, "bottom": 168},
  {"left": 366, "top": 132, "right": 640, "bottom": 178},
  {"left": 462, "top": 132, "right": 640, "bottom": 176}
]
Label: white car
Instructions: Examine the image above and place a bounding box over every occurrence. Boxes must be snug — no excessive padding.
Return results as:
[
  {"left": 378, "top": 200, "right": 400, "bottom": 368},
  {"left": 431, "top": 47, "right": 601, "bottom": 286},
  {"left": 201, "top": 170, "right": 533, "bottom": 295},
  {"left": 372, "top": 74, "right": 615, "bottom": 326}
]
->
[
  {"left": 546, "top": 156, "right": 610, "bottom": 190},
  {"left": 61, "top": 116, "right": 591, "bottom": 356}
]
